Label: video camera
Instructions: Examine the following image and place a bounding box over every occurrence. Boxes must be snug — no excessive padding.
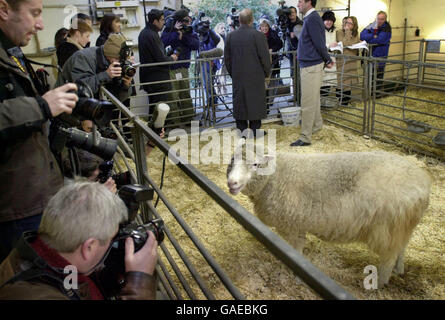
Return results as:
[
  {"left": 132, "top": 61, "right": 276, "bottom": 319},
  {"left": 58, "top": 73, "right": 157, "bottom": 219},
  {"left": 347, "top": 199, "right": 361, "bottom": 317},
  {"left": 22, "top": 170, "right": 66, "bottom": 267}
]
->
[
  {"left": 119, "top": 40, "right": 138, "bottom": 78},
  {"left": 100, "top": 184, "right": 165, "bottom": 297},
  {"left": 275, "top": 0, "right": 293, "bottom": 33},
  {"left": 192, "top": 12, "right": 212, "bottom": 35},
  {"left": 164, "top": 7, "right": 193, "bottom": 34},
  {"left": 226, "top": 7, "right": 240, "bottom": 29}
]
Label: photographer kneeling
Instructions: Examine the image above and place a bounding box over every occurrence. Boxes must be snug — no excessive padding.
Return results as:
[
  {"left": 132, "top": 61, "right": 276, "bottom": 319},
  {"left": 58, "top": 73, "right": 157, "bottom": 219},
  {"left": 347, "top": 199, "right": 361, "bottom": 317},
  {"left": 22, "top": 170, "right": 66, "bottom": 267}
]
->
[{"left": 0, "top": 181, "right": 158, "bottom": 300}]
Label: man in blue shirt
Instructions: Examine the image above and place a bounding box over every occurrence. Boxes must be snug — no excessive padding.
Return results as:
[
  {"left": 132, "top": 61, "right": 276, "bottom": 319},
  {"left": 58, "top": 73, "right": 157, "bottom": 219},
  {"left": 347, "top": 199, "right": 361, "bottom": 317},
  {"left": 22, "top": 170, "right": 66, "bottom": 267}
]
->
[{"left": 291, "top": 0, "right": 334, "bottom": 147}]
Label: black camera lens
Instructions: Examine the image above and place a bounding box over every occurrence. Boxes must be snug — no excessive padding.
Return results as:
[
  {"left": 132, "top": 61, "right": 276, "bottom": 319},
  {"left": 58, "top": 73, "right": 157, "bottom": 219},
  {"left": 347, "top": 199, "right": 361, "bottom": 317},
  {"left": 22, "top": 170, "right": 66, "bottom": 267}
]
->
[
  {"left": 122, "top": 63, "right": 136, "bottom": 77},
  {"left": 64, "top": 127, "right": 117, "bottom": 160},
  {"left": 70, "top": 82, "right": 115, "bottom": 127}
]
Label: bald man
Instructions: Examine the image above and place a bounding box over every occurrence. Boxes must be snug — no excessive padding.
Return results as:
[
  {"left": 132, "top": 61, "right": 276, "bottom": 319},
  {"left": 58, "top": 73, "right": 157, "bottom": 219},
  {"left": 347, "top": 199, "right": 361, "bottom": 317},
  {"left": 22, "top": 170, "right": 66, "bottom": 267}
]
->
[{"left": 224, "top": 9, "right": 271, "bottom": 137}]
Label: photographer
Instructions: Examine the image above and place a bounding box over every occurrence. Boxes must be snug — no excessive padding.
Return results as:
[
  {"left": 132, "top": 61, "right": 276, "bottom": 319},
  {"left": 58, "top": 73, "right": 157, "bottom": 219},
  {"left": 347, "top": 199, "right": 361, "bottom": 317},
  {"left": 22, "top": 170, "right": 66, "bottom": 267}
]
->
[
  {"left": 0, "top": 181, "right": 158, "bottom": 300},
  {"left": 285, "top": 7, "right": 302, "bottom": 53},
  {"left": 195, "top": 17, "right": 221, "bottom": 107},
  {"left": 58, "top": 33, "right": 133, "bottom": 104},
  {"left": 139, "top": 9, "right": 179, "bottom": 118},
  {"left": 0, "top": 0, "right": 78, "bottom": 262},
  {"left": 161, "top": 9, "right": 199, "bottom": 124}
]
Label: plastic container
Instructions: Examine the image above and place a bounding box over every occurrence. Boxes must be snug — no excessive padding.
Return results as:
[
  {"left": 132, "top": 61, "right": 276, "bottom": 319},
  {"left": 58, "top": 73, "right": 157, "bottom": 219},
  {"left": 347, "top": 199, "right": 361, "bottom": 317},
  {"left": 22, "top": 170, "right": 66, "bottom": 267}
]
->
[
  {"left": 280, "top": 106, "right": 301, "bottom": 126},
  {"left": 321, "top": 96, "right": 338, "bottom": 109}
]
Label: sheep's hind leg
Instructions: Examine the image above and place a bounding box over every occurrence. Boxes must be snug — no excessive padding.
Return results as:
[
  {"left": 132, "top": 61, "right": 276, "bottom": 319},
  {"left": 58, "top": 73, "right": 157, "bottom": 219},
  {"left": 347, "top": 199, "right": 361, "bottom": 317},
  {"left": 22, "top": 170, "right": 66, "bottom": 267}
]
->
[
  {"left": 394, "top": 246, "right": 406, "bottom": 275},
  {"left": 377, "top": 254, "right": 398, "bottom": 288}
]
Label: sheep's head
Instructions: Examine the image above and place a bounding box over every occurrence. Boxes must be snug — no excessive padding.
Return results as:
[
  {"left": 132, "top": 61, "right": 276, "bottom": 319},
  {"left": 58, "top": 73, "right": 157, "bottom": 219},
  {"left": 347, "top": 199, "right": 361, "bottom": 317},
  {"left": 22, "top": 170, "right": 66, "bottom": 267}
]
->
[{"left": 226, "top": 139, "right": 275, "bottom": 196}]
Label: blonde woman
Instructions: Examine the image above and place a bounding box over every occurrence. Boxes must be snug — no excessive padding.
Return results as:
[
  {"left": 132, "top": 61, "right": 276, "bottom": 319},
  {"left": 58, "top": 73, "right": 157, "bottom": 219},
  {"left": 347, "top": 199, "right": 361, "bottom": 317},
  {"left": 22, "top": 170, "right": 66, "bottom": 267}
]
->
[
  {"left": 336, "top": 16, "right": 360, "bottom": 106},
  {"left": 56, "top": 20, "right": 93, "bottom": 68}
]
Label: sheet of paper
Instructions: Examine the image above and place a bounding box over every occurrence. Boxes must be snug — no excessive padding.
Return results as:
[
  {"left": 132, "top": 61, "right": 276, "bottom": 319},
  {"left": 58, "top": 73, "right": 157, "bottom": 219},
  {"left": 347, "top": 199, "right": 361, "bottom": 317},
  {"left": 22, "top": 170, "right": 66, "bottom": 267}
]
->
[
  {"left": 346, "top": 40, "right": 369, "bottom": 51},
  {"left": 328, "top": 41, "right": 343, "bottom": 53}
]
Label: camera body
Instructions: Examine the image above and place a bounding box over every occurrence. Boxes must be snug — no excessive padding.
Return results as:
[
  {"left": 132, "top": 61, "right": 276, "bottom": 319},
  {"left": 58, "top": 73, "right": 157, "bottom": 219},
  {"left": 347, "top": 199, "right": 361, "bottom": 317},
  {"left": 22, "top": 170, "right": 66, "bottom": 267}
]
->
[
  {"left": 276, "top": 7, "right": 292, "bottom": 33},
  {"left": 196, "top": 20, "right": 210, "bottom": 35},
  {"left": 100, "top": 184, "right": 165, "bottom": 297},
  {"left": 165, "top": 45, "right": 182, "bottom": 57},
  {"left": 226, "top": 7, "right": 240, "bottom": 29},
  {"left": 165, "top": 8, "right": 193, "bottom": 34},
  {"left": 119, "top": 40, "right": 137, "bottom": 78},
  {"left": 69, "top": 81, "right": 115, "bottom": 128},
  {"left": 97, "top": 159, "right": 132, "bottom": 186}
]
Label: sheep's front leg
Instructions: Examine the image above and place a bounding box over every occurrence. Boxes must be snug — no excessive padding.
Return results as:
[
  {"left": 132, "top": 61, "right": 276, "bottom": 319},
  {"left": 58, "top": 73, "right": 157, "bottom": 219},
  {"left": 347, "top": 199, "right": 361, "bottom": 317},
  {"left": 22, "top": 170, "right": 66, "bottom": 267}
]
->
[{"left": 289, "top": 234, "right": 307, "bottom": 254}]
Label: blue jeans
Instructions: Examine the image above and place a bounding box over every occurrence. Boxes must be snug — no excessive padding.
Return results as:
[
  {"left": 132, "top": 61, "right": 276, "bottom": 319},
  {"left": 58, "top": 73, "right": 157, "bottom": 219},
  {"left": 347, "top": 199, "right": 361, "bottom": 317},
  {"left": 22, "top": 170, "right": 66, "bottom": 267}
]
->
[{"left": 0, "top": 213, "right": 42, "bottom": 263}]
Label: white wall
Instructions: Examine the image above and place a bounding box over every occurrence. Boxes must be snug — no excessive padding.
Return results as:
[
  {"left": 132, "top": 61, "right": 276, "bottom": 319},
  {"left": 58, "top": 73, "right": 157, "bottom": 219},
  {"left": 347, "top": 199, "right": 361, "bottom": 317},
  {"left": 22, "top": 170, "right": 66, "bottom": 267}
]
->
[{"left": 24, "top": 0, "right": 181, "bottom": 55}]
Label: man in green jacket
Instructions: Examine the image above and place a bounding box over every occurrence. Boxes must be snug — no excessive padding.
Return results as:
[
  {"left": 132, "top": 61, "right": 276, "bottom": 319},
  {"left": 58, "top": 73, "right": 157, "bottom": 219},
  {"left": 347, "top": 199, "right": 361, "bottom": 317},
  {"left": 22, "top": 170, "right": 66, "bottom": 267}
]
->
[{"left": 0, "top": 0, "right": 78, "bottom": 262}]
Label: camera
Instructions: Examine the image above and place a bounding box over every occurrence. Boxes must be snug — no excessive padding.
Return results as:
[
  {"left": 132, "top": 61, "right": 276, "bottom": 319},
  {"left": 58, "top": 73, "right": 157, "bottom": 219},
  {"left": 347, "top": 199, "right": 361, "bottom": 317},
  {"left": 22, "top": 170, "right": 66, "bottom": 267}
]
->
[
  {"left": 70, "top": 81, "right": 115, "bottom": 128},
  {"left": 51, "top": 125, "right": 117, "bottom": 161},
  {"left": 97, "top": 159, "right": 132, "bottom": 186},
  {"left": 196, "top": 20, "right": 210, "bottom": 35},
  {"left": 165, "top": 45, "right": 182, "bottom": 57},
  {"left": 165, "top": 8, "right": 193, "bottom": 34},
  {"left": 276, "top": 4, "right": 292, "bottom": 33},
  {"left": 119, "top": 40, "right": 137, "bottom": 78},
  {"left": 100, "top": 184, "right": 165, "bottom": 297},
  {"left": 226, "top": 7, "right": 240, "bottom": 29}
]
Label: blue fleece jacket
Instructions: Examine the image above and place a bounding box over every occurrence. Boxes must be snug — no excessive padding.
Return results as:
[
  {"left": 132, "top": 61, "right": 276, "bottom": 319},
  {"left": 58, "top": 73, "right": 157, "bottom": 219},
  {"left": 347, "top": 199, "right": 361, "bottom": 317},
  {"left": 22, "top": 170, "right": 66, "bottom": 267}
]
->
[
  {"left": 360, "top": 22, "right": 392, "bottom": 58},
  {"left": 161, "top": 30, "right": 200, "bottom": 70},
  {"left": 297, "top": 11, "right": 332, "bottom": 68}
]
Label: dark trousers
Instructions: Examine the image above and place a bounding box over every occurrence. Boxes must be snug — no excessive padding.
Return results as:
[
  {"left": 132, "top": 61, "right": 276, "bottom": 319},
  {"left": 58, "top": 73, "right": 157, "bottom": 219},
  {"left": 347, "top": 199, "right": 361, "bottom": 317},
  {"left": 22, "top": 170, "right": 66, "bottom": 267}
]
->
[
  {"left": 0, "top": 213, "right": 42, "bottom": 263},
  {"left": 236, "top": 120, "right": 262, "bottom": 136},
  {"left": 336, "top": 89, "right": 352, "bottom": 106},
  {"left": 371, "top": 64, "right": 386, "bottom": 96}
]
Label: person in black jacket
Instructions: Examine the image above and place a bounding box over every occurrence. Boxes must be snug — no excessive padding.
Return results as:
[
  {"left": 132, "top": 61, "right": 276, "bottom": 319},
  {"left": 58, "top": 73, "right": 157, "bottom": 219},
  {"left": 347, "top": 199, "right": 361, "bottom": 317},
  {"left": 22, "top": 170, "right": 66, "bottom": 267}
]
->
[
  {"left": 56, "top": 20, "right": 92, "bottom": 68},
  {"left": 96, "top": 13, "right": 122, "bottom": 47},
  {"left": 138, "top": 9, "right": 178, "bottom": 117}
]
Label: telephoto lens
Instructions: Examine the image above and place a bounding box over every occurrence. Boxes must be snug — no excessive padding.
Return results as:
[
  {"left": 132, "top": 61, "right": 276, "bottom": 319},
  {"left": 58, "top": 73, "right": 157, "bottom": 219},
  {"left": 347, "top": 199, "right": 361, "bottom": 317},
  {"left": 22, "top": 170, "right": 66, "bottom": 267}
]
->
[
  {"left": 71, "top": 81, "right": 115, "bottom": 127},
  {"left": 63, "top": 127, "right": 118, "bottom": 160}
]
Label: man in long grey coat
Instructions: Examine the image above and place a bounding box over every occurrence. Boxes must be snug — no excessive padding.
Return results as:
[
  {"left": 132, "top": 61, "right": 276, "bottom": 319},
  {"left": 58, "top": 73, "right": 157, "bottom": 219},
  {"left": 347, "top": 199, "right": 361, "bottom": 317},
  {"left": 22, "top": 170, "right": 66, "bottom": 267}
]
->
[{"left": 224, "top": 9, "right": 271, "bottom": 137}]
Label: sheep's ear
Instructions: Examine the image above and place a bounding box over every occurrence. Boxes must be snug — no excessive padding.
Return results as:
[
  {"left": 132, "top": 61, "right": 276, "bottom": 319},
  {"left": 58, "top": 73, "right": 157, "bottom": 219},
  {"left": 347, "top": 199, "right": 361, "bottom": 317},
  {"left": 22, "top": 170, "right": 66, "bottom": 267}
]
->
[
  {"left": 235, "top": 137, "right": 246, "bottom": 149},
  {"left": 251, "top": 154, "right": 274, "bottom": 170},
  {"left": 259, "top": 154, "right": 275, "bottom": 164}
]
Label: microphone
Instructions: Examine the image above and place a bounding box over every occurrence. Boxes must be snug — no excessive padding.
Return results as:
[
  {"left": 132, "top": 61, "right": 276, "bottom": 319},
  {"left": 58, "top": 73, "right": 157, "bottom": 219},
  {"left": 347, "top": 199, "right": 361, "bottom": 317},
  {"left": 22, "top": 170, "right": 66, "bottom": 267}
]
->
[
  {"left": 152, "top": 103, "right": 170, "bottom": 134},
  {"left": 198, "top": 47, "right": 223, "bottom": 59}
]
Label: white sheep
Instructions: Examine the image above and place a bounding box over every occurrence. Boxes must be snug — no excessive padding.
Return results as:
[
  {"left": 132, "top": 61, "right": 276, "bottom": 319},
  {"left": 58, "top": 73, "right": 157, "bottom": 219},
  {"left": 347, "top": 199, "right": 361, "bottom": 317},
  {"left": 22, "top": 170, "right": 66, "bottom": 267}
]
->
[{"left": 226, "top": 147, "right": 432, "bottom": 288}]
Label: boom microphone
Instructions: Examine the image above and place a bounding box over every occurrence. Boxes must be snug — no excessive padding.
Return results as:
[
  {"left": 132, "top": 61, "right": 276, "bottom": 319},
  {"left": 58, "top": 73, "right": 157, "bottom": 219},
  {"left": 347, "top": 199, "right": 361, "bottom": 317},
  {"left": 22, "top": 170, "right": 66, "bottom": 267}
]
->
[{"left": 198, "top": 47, "right": 223, "bottom": 59}]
